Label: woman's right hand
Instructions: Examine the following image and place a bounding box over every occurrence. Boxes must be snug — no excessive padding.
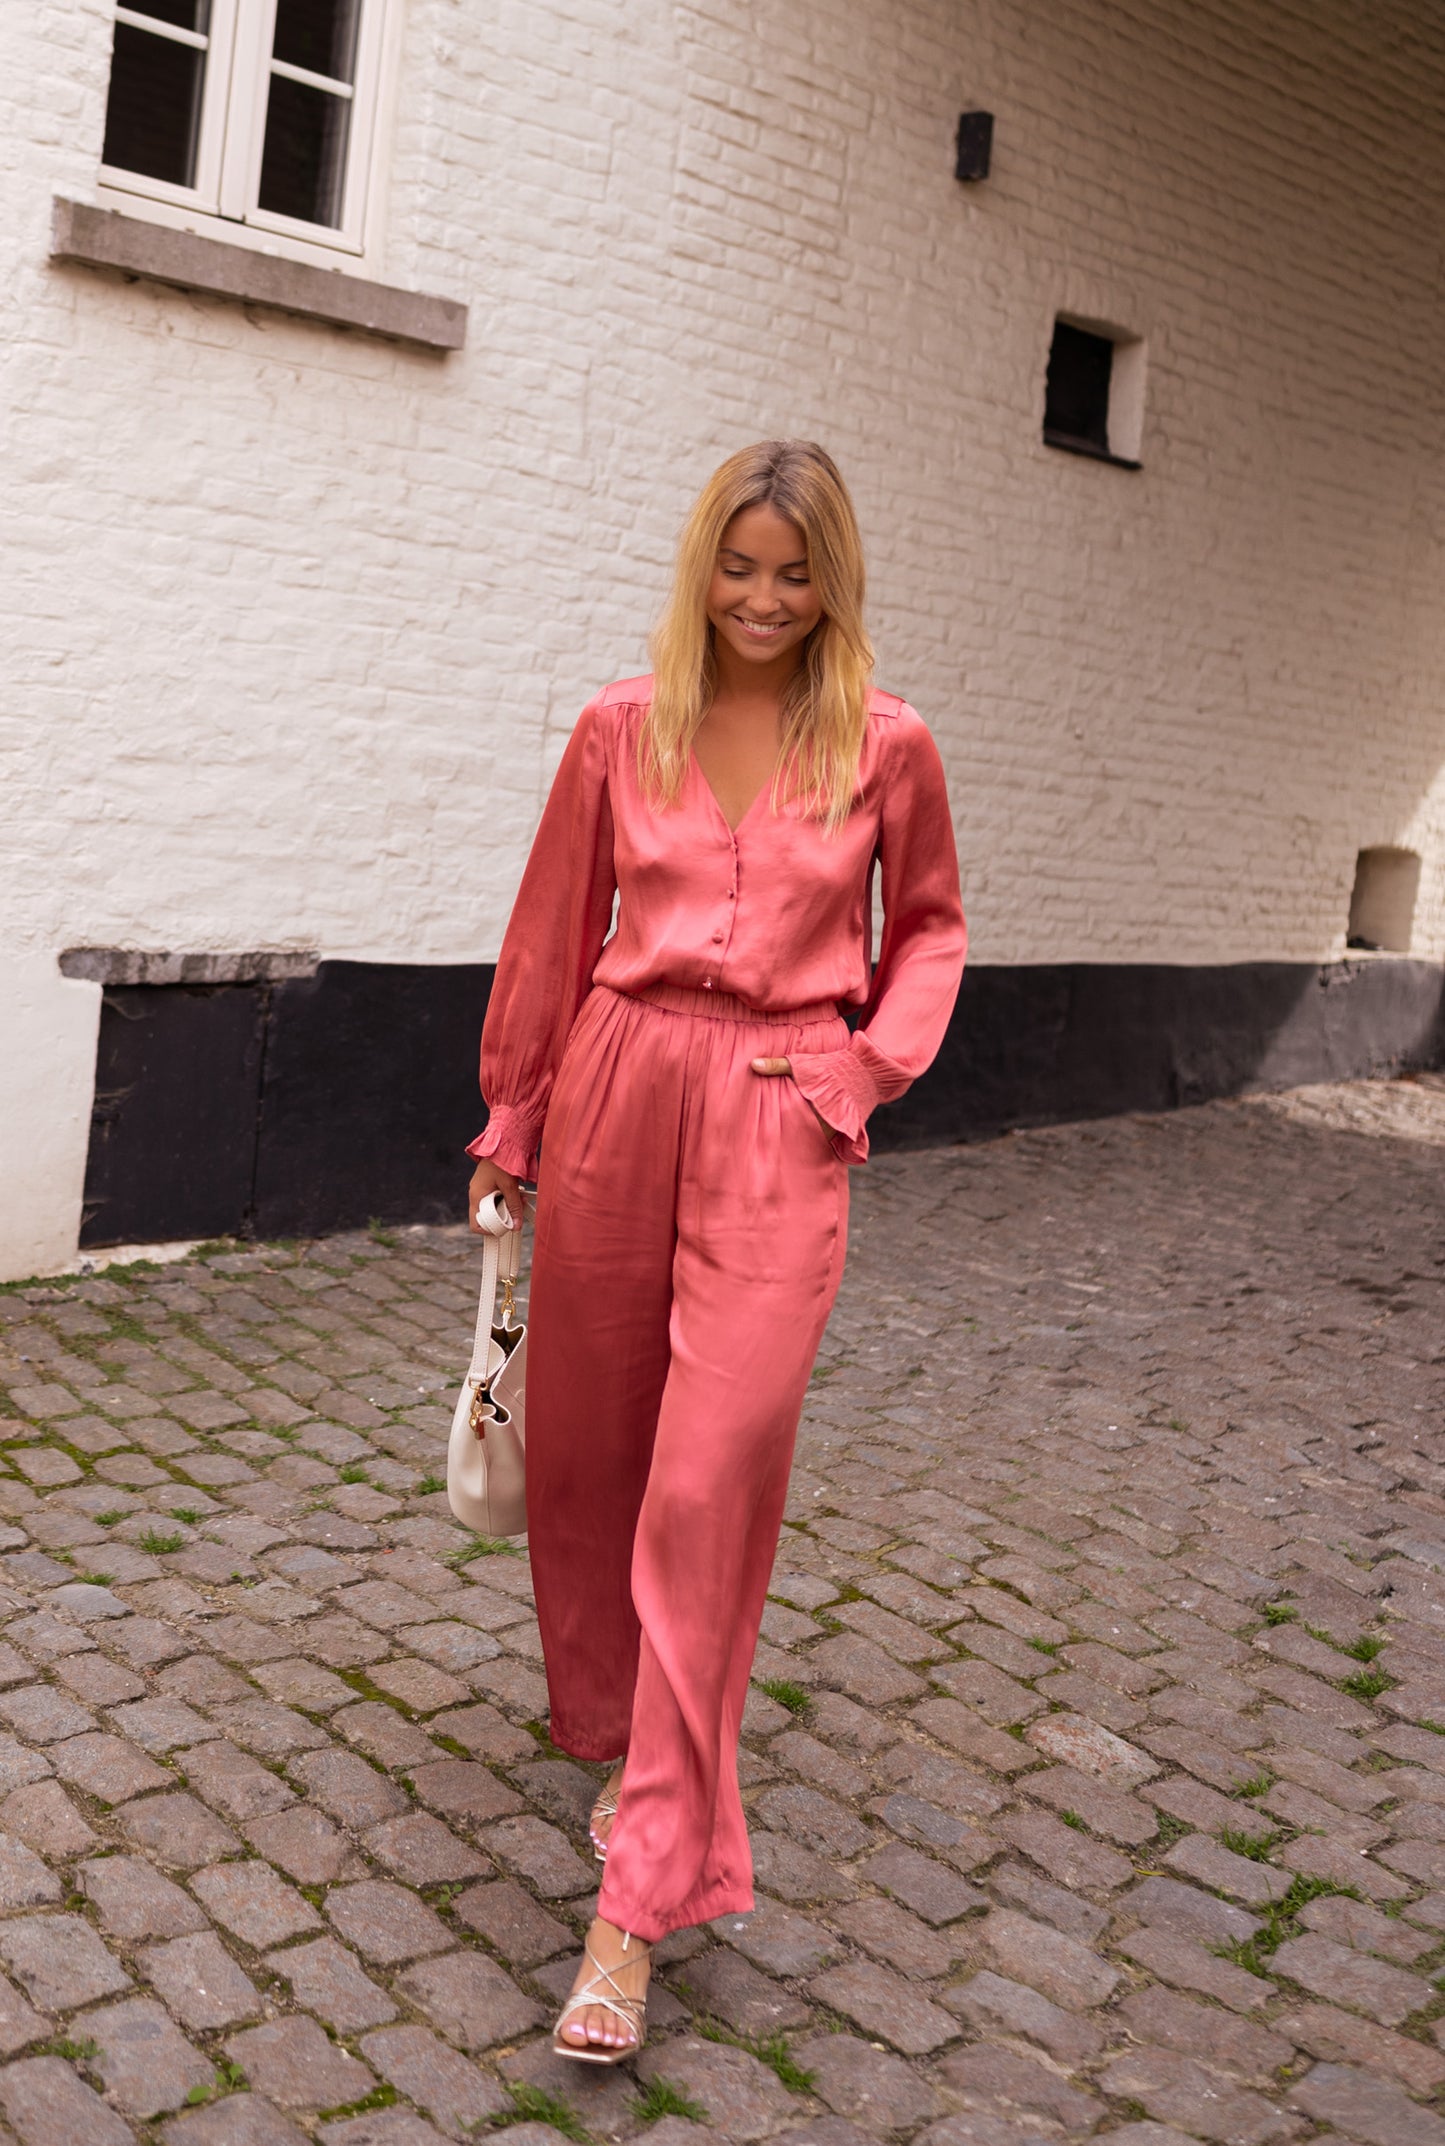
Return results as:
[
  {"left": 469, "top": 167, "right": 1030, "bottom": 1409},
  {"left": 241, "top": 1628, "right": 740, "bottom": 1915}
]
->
[{"left": 468, "top": 1158, "right": 527, "bottom": 1232}]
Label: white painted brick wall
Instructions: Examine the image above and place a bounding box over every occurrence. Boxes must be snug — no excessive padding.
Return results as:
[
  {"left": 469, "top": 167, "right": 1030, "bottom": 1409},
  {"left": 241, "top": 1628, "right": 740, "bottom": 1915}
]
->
[{"left": 2, "top": 0, "right": 1443, "bottom": 1271}]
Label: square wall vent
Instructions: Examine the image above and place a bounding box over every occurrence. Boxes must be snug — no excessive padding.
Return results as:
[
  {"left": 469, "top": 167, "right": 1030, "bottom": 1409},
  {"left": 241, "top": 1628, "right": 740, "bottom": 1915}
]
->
[
  {"left": 1347, "top": 847, "right": 1420, "bottom": 953},
  {"left": 1044, "top": 316, "right": 1146, "bottom": 468}
]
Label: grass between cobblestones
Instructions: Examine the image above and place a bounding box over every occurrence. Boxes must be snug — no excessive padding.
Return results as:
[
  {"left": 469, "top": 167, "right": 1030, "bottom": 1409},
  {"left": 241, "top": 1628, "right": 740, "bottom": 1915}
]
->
[
  {"left": 1214, "top": 1874, "right": 1362, "bottom": 1979},
  {"left": 633, "top": 2073, "right": 708, "bottom": 2122},
  {"left": 693, "top": 2015, "right": 818, "bottom": 2093},
  {"left": 498, "top": 2080, "right": 591, "bottom": 2136}
]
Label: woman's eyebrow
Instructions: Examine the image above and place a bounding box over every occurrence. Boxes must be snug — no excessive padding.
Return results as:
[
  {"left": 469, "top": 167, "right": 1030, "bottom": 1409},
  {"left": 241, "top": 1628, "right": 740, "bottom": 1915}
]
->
[{"left": 719, "top": 546, "right": 809, "bottom": 569}]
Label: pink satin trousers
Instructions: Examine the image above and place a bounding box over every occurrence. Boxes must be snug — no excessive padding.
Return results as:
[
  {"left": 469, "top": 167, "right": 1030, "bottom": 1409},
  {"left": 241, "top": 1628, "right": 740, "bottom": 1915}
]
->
[{"left": 524, "top": 982, "right": 851, "bottom": 1941}]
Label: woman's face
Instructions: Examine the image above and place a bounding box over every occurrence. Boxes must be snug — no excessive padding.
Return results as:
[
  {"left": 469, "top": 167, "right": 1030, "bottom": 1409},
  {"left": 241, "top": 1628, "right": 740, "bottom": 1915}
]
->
[{"left": 706, "top": 503, "right": 825, "bottom": 673}]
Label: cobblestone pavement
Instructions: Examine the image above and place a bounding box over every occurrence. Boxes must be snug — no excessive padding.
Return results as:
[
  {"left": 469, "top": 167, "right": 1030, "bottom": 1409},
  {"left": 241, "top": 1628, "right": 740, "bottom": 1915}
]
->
[{"left": 0, "top": 1075, "right": 1442, "bottom": 2146}]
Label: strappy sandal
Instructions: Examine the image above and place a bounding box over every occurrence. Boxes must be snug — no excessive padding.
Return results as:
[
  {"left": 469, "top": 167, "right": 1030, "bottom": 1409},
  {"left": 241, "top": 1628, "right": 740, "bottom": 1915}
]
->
[
  {"left": 589, "top": 1765, "right": 624, "bottom": 1863},
  {"left": 552, "top": 1930, "right": 651, "bottom": 2065}
]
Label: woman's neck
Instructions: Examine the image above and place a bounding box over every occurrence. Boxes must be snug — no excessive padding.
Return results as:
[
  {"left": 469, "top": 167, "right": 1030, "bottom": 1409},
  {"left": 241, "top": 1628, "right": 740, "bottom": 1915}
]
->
[{"left": 709, "top": 637, "right": 801, "bottom": 716}]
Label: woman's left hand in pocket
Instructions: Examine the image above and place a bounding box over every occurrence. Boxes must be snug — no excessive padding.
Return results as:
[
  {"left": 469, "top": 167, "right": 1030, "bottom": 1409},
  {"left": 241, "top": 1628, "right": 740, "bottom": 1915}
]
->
[{"left": 750, "top": 1055, "right": 832, "bottom": 1136}]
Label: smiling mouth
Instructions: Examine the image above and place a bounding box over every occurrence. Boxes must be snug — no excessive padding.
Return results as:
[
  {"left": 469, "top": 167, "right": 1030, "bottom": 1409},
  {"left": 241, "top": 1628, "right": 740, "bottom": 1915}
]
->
[{"left": 733, "top": 617, "right": 788, "bottom": 638}]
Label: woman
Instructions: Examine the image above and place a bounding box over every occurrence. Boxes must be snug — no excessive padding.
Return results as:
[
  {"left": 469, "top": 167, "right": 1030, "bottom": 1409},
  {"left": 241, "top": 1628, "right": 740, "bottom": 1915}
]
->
[{"left": 466, "top": 439, "right": 966, "bottom": 2063}]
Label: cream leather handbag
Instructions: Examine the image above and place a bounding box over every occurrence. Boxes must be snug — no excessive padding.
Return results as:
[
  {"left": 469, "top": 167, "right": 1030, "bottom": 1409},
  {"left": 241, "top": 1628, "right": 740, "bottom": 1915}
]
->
[{"left": 446, "top": 1192, "right": 527, "bottom": 1537}]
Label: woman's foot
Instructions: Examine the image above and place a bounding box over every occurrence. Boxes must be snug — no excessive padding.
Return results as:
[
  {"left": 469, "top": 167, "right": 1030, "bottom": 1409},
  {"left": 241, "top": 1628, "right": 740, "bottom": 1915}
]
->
[
  {"left": 553, "top": 1917, "right": 651, "bottom": 2062},
  {"left": 589, "top": 1760, "right": 626, "bottom": 1862}
]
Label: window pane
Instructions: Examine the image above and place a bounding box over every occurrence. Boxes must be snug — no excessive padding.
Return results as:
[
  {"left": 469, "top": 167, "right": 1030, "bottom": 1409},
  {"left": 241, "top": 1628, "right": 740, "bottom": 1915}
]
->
[
  {"left": 102, "top": 19, "right": 206, "bottom": 187},
  {"left": 123, "top": 0, "right": 209, "bottom": 32},
  {"left": 272, "top": 0, "right": 360, "bottom": 84},
  {"left": 257, "top": 75, "right": 351, "bottom": 226}
]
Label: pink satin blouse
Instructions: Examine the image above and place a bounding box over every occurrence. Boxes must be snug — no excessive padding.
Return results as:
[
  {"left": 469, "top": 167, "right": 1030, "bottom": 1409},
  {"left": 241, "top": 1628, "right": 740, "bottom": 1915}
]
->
[{"left": 467, "top": 675, "right": 967, "bottom": 1176}]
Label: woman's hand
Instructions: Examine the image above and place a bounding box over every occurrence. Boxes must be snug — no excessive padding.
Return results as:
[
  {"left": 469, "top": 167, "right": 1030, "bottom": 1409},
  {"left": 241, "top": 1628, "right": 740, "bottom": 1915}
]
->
[
  {"left": 750, "top": 1056, "right": 832, "bottom": 1136},
  {"left": 468, "top": 1158, "right": 527, "bottom": 1232}
]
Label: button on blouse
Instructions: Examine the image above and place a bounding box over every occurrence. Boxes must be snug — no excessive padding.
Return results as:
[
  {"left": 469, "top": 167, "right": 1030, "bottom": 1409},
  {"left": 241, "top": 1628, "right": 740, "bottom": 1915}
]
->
[{"left": 468, "top": 675, "right": 967, "bottom": 1176}]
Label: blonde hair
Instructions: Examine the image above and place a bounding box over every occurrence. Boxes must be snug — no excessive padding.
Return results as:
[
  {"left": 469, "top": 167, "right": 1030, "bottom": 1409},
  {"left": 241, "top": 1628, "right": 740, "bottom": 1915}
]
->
[{"left": 643, "top": 439, "right": 874, "bottom": 829}]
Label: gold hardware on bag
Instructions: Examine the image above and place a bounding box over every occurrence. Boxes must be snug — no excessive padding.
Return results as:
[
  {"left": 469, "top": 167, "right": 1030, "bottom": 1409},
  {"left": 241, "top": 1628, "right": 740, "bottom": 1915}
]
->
[
  {"left": 469, "top": 1383, "right": 490, "bottom": 1438},
  {"left": 500, "top": 1275, "right": 517, "bottom": 1323}
]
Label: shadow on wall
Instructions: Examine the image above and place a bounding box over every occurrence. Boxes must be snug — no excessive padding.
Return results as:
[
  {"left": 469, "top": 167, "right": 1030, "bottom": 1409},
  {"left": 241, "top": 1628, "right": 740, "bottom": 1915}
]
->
[{"left": 74, "top": 955, "right": 1445, "bottom": 1246}]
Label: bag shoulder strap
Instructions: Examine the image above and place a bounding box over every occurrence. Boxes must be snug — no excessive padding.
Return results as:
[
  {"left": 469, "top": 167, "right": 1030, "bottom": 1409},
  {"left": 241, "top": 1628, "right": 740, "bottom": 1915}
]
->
[{"left": 469, "top": 1193, "right": 522, "bottom": 1386}]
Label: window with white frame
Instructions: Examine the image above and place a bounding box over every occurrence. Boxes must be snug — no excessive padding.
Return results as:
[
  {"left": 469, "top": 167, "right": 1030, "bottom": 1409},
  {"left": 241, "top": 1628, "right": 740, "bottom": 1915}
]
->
[{"left": 100, "top": 0, "right": 390, "bottom": 255}]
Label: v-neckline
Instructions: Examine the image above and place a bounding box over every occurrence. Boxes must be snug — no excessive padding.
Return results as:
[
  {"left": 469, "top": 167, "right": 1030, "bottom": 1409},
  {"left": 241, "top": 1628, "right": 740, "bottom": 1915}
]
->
[{"left": 691, "top": 747, "right": 773, "bottom": 838}]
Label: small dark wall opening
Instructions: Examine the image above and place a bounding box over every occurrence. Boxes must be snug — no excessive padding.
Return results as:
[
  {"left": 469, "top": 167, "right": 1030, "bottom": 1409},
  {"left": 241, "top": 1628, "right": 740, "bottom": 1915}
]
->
[
  {"left": 1044, "top": 321, "right": 1114, "bottom": 457},
  {"left": 1043, "top": 315, "right": 1144, "bottom": 469},
  {"left": 1347, "top": 846, "right": 1420, "bottom": 954}
]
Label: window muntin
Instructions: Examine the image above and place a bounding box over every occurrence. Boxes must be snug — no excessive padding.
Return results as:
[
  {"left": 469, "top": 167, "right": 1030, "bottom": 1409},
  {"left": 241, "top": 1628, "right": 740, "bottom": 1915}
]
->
[{"left": 98, "top": 0, "right": 387, "bottom": 255}]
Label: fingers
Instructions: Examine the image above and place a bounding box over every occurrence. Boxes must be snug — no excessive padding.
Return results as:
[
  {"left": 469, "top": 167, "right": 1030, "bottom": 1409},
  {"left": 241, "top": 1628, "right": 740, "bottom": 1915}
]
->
[
  {"left": 467, "top": 1164, "right": 527, "bottom": 1232},
  {"left": 750, "top": 1056, "right": 793, "bottom": 1077},
  {"left": 479, "top": 1188, "right": 526, "bottom": 1231}
]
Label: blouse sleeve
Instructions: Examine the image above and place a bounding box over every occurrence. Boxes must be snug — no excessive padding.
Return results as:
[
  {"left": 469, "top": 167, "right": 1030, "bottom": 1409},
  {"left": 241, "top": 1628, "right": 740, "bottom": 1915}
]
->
[
  {"left": 465, "top": 698, "right": 616, "bottom": 1180},
  {"left": 789, "top": 709, "right": 966, "bottom": 1165}
]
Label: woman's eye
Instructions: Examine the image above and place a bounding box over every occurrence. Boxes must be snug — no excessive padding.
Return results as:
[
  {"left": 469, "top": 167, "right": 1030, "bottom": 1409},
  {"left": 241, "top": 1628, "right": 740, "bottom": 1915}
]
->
[{"left": 721, "top": 568, "right": 750, "bottom": 580}]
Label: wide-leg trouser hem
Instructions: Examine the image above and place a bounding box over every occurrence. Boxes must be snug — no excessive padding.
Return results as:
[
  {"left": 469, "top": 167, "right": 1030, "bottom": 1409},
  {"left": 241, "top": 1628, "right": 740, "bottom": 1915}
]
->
[
  {"left": 548, "top": 1725, "right": 627, "bottom": 1766},
  {"left": 596, "top": 1877, "right": 754, "bottom": 1947}
]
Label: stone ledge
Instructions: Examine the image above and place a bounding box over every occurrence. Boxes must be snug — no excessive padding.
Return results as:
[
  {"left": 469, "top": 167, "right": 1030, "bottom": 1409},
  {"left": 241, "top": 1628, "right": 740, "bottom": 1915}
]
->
[
  {"left": 50, "top": 198, "right": 467, "bottom": 351},
  {"left": 59, "top": 949, "right": 320, "bottom": 986}
]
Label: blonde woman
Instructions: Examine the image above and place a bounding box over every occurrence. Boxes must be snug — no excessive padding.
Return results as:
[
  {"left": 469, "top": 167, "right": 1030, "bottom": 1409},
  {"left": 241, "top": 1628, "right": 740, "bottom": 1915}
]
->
[{"left": 466, "top": 439, "right": 966, "bottom": 2062}]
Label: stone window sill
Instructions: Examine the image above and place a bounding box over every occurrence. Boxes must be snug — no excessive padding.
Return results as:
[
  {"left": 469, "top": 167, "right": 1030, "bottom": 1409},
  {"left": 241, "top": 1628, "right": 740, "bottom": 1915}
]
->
[{"left": 50, "top": 198, "right": 466, "bottom": 351}]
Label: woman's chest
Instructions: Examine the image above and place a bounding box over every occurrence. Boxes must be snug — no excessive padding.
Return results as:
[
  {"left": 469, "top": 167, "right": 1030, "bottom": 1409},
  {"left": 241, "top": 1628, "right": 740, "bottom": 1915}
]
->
[
  {"left": 610, "top": 765, "right": 878, "bottom": 923},
  {"left": 689, "top": 732, "right": 781, "bottom": 835}
]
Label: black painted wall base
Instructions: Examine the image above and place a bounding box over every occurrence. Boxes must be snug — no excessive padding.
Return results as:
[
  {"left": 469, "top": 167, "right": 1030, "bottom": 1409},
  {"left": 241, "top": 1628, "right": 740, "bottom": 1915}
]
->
[
  {"left": 886, "top": 956, "right": 1445, "bottom": 1147},
  {"left": 80, "top": 956, "right": 1445, "bottom": 1247},
  {"left": 82, "top": 963, "right": 494, "bottom": 1247}
]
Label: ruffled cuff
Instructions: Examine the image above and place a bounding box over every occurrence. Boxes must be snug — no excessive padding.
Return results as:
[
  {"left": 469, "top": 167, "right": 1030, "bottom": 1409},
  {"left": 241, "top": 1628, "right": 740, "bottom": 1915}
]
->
[
  {"left": 789, "top": 1032, "right": 914, "bottom": 1168},
  {"left": 787, "top": 1043, "right": 876, "bottom": 1166},
  {"left": 465, "top": 1102, "right": 545, "bottom": 1183}
]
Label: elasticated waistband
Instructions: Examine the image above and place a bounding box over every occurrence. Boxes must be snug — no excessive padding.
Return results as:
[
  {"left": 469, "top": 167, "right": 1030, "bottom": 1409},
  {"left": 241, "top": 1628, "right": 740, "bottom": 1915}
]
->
[{"left": 617, "top": 981, "right": 842, "bottom": 1027}]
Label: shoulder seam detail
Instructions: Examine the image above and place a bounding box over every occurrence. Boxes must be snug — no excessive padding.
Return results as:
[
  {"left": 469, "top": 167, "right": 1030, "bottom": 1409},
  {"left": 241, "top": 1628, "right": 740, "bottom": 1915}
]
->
[{"left": 600, "top": 673, "right": 655, "bottom": 708}]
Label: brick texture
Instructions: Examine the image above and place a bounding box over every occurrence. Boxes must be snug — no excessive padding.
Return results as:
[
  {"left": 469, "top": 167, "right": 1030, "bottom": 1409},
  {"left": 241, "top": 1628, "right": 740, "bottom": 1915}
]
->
[{"left": 3, "top": 0, "right": 1445, "bottom": 1275}]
